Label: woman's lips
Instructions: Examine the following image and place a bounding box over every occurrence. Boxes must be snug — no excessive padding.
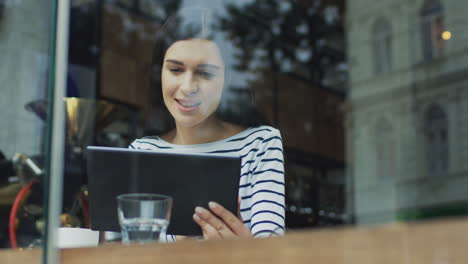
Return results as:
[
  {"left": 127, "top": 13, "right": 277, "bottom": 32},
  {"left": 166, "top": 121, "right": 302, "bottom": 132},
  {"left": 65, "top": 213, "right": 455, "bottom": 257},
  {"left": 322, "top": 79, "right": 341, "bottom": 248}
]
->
[{"left": 175, "top": 99, "right": 201, "bottom": 112}]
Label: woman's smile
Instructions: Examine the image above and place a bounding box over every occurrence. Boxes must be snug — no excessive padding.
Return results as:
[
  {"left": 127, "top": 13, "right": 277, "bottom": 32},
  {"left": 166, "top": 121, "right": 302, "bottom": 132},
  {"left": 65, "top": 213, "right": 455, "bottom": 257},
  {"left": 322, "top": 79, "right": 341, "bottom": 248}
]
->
[
  {"left": 161, "top": 39, "right": 225, "bottom": 127},
  {"left": 175, "top": 98, "right": 202, "bottom": 112}
]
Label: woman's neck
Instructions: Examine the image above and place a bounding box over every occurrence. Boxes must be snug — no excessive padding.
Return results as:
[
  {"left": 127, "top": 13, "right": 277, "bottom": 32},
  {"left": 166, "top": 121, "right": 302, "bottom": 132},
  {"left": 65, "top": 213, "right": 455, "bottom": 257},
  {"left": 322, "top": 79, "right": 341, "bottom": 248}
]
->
[{"left": 168, "top": 117, "right": 232, "bottom": 145}]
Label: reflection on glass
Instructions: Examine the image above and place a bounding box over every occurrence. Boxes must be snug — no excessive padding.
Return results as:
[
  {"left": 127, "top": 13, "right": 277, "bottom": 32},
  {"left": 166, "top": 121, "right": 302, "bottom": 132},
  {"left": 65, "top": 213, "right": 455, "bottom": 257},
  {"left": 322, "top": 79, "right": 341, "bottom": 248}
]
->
[
  {"left": 67, "top": 0, "right": 468, "bottom": 244},
  {"left": 372, "top": 18, "right": 393, "bottom": 74},
  {"left": 0, "top": 0, "right": 54, "bottom": 250},
  {"left": 217, "top": 0, "right": 347, "bottom": 228},
  {"left": 347, "top": 0, "right": 468, "bottom": 224},
  {"left": 421, "top": 0, "right": 445, "bottom": 61}
]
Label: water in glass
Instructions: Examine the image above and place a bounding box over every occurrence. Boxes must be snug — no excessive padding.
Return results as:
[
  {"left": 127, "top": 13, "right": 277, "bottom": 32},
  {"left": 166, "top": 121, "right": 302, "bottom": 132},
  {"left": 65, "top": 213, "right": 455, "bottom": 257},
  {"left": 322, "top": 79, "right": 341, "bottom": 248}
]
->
[{"left": 120, "top": 218, "right": 169, "bottom": 244}]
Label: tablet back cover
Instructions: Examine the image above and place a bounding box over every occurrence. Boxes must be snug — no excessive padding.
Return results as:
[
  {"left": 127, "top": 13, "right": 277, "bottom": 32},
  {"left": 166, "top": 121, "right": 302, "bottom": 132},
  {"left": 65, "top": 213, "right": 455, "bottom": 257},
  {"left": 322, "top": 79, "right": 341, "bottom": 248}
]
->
[{"left": 86, "top": 146, "right": 240, "bottom": 236}]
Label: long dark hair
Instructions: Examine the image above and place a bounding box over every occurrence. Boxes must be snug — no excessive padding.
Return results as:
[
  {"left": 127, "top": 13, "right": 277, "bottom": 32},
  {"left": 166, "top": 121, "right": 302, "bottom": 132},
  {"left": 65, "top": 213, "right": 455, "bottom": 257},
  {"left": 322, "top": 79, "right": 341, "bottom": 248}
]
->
[{"left": 143, "top": 8, "right": 268, "bottom": 135}]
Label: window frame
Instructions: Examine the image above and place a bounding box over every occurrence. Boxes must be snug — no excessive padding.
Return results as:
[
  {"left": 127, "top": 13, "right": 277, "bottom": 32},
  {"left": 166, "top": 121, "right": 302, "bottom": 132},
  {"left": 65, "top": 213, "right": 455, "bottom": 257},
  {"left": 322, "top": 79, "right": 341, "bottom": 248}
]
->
[
  {"left": 420, "top": 0, "right": 445, "bottom": 61},
  {"left": 424, "top": 103, "right": 449, "bottom": 175},
  {"left": 374, "top": 118, "right": 396, "bottom": 181},
  {"left": 372, "top": 17, "right": 393, "bottom": 74}
]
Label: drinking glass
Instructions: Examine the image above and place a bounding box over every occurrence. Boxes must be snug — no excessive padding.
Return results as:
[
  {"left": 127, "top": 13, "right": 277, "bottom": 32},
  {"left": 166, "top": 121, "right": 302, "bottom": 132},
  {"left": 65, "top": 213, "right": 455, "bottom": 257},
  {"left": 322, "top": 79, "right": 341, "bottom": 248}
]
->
[{"left": 117, "top": 193, "right": 172, "bottom": 244}]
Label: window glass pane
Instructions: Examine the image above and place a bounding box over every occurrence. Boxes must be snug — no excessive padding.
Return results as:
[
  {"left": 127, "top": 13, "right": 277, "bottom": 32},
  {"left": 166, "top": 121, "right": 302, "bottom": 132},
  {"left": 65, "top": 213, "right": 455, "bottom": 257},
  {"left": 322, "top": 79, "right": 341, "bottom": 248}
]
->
[
  {"left": 373, "top": 18, "right": 392, "bottom": 74},
  {"left": 0, "top": 0, "right": 56, "bottom": 254},
  {"left": 58, "top": 0, "right": 468, "bottom": 252}
]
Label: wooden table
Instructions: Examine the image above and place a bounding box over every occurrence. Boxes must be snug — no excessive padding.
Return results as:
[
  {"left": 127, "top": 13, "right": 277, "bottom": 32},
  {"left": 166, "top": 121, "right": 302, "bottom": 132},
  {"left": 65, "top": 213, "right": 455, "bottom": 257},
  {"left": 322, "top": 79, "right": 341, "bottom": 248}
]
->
[{"left": 1, "top": 216, "right": 468, "bottom": 264}]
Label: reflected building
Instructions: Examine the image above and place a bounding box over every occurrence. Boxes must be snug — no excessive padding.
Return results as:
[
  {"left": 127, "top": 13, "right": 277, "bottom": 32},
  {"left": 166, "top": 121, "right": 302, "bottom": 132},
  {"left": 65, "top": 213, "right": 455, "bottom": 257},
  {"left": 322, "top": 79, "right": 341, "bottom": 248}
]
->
[
  {"left": 0, "top": 1, "right": 50, "bottom": 157},
  {"left": 216, "top": 1, "right": 349, "bottom": 228},
  {"left": 346, "top": 0, "right": 468, "bottom": 224}
]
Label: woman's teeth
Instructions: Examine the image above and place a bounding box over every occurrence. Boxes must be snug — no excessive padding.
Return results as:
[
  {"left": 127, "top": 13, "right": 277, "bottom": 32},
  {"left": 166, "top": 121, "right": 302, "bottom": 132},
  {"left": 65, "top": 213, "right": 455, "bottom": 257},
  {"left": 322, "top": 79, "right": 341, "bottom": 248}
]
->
[{"left": 178, "top": 100, "right": 200, "bottom": 108}]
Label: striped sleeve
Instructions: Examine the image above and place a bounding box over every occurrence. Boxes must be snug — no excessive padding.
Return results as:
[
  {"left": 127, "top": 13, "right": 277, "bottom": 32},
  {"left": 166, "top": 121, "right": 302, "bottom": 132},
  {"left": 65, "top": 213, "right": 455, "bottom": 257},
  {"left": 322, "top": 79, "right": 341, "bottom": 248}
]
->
[
  {"left": 247, "top": 128, "right": 286, "bottom": 237},
  {"left": 128, "top": 140, "right": 138, "bottom": 149},
  {"left": 129, "top": 139, "right": 145, "bottom": 149},
  {"left": 128, "top": 138, "right": 173, "bottom": 150}
]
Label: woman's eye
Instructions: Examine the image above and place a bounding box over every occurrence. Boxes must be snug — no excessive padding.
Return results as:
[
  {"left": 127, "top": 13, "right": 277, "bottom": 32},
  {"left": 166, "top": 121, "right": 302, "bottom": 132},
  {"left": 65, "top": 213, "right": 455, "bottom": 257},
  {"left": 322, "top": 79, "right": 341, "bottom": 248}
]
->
[
  {"left": 168, "top": 68, "right": 183, "bottom": 73},
  {"left": 197, "top": 71, "right": 215, "bottom": 80}
]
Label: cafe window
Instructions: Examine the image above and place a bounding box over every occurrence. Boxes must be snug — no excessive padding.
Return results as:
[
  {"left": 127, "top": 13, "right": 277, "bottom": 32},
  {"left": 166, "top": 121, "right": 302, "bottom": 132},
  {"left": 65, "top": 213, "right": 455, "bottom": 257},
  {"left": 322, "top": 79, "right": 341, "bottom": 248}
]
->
[
  {"left": 420, "top": 0, "right": 445, "bottom": 61},
  {"left": 4, "top": 1, "right": 468, "bottom": 262},
  {"left": 372, "top": 17, "right": 392, "bottom": 74},
  {"left": 425, "top": 103, "right": 448, "bottom": 175}
]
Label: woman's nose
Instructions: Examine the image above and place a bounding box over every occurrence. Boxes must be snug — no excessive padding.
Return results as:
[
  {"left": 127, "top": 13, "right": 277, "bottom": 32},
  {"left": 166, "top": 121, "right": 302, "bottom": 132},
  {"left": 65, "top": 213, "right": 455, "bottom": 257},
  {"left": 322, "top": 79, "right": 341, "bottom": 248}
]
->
[{"left": 179, "top": 72, "right": 199, "bottom": 95}]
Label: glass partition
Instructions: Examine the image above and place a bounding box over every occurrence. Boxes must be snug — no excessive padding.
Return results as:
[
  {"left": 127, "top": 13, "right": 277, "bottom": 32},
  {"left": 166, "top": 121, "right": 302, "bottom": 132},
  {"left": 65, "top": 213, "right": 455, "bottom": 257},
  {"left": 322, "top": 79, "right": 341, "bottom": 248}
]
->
[
  {"left": 16, "top": 0, "right": 466, "bottom": 261},
  {"left": 63, "top": 0, "right": 468, "bottom": 240},
  {"left": 0, "top": 0, "right": 56, "bottom": 254},
  {"left": 347, "top": 0, "right": 468, "bottom": 225}
]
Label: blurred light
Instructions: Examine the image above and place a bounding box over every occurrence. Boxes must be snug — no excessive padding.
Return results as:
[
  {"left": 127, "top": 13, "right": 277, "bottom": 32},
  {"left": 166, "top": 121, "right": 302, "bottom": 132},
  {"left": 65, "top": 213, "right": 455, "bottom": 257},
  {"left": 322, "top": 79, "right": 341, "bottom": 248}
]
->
[
  {"left": 290, "top": 205, "right": 297, "bottom": 212},
  {"left": 442, "top": 31, "right": 452, "bottom": 40}
]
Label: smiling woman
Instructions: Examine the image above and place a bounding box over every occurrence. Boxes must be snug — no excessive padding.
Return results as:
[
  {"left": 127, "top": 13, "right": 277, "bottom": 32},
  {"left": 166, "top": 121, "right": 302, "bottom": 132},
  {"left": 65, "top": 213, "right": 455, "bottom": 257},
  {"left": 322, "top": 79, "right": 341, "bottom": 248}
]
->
[
  {"left": 129, "top": 8, "right": 286, "bottom": 242},
  {"left": 144, "top": 9, "right": 267, "bottom": 136},
  {"left": 161, "top": 39, "right": 225, "bottom": 134}
]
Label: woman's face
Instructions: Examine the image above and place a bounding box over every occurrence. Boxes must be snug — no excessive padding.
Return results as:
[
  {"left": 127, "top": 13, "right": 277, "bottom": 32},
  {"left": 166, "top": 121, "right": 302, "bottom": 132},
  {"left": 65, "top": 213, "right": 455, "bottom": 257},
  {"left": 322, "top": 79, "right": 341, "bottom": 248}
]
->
[{"left": 161, "top": 39, "right": 225, "bottom": 128}]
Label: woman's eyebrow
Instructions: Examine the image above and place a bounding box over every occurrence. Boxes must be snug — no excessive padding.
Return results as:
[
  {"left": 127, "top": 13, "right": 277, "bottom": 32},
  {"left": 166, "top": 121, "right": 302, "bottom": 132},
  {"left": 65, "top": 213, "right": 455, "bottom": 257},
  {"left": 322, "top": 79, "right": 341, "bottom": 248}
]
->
[
  {"left": 165, "top": 60, "right": 221, "bottom": 70},
  {"left": 165, "top": 59, "right": 184, "bottom": 65}
]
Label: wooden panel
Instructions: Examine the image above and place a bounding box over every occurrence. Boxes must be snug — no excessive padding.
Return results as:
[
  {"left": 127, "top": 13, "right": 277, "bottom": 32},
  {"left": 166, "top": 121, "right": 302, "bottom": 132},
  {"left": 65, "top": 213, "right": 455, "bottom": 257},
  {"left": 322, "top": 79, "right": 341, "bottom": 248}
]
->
[
  {"left": 100, "top": 50, "right": 137, "bottom": 105},
  {"left": 0, "top": 248, "right": 41, "bottom": 264},
  {"left": 101, "top": 5, "right": 136, "bottom": 57},
  {"left": 133, "top": 61, "right": 151, "bottom": 107},
  {"left": 254, "top": 70, "right": 345, "bottom": 162},
  {"left": 60, "top": 217, "right": 468, "bottom": 264},
  {"left": 2, "top": 217, "right": 468, "bottom": 264},
  {"left": 131, "top": 15, "right": 160, "bottom": 63},
  {"left": 100, "top": 4, "right": 160, "bottom": 107}
]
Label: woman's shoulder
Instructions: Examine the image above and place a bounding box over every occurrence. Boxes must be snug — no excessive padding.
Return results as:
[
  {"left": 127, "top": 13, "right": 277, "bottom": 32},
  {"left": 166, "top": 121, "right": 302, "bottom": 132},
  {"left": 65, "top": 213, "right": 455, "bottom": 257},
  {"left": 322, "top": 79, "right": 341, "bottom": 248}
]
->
[
  {"left": 224, "top": 125, "right": 281, "bottom": 146},
  {"left": 129, "top": 134, "right": 173, "bottom": 150},
  {"left": 236, "top": 125, "right": 280, "bottom": 138}
]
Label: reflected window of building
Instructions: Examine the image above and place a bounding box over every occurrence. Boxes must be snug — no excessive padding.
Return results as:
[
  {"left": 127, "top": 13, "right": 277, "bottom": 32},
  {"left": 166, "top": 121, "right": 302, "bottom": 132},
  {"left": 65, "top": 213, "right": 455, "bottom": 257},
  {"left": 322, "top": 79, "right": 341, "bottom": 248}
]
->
[
  {"left": 375, "top": 118, "right": 395, "bottom": 180},
  {"left": 420, "top": 0, "right": 445, "bottom": 61},
  {"left": 372, "top": 17, "right": 392, "bottom": 74},
  {"left": 425, "top": 104, "right": 448, "bottom": 175}
]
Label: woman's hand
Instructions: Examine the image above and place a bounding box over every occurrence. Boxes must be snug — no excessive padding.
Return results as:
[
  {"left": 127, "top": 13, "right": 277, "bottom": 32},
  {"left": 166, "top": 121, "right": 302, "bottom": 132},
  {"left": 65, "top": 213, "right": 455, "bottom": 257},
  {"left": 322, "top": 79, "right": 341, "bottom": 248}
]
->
[{"left": 193, "top": 201, "right": 252, "bottom": 240}]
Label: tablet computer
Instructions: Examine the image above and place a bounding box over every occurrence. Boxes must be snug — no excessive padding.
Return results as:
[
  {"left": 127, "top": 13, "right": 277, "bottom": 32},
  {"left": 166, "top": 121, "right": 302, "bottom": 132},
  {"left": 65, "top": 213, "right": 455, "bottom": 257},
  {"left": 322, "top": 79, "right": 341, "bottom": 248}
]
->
[{"left": 86, "top": 146, "right": 241, "bottom": 236}]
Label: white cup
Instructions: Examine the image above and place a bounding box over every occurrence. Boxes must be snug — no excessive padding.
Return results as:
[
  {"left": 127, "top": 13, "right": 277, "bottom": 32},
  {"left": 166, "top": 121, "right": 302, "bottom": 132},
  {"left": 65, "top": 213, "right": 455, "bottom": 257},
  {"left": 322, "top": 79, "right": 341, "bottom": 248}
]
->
[{"left": 57, "top": 227, "right": 99, "bottom": 248}]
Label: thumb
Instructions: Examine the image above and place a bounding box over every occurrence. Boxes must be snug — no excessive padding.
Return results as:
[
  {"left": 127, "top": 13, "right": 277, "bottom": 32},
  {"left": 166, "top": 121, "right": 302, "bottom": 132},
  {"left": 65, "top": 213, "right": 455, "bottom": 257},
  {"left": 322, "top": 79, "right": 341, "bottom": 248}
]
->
[{"left": 237, "top": 197, "right": 242, "bottom": 220}]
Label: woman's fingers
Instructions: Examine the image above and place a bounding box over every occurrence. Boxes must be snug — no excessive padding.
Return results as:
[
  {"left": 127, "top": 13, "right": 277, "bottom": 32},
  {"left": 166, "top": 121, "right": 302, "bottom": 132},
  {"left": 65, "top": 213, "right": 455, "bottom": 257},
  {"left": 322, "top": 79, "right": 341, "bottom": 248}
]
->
[
  {"left": 192, "top": 213, "right": 221, "bottom": 240},
  {"left": 194, "top": 206, "right": 236, "bottom": 238},
  {"left": 192, "top": 202, "right": 253, "bottom": 240},
  {"left": 208, "top": 201, "right": 252, "bottom": 238}
]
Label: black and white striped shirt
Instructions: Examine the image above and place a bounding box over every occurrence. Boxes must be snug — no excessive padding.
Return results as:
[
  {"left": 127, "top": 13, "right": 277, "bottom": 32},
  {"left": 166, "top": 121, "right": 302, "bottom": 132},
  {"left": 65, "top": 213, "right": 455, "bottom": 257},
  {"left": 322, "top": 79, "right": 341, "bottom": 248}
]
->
[{"left": 129, "top": 125, "right": 285, "bottom": 239}]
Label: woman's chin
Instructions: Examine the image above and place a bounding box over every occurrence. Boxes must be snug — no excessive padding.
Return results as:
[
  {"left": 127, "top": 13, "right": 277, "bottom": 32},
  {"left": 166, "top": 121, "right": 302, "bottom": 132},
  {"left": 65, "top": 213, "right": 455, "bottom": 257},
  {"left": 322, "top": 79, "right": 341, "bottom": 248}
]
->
[
  {"left": 171, "top": 107, "right": 219, "bottom": 129},
  {"left": 174, "top": 117, "right": 204, "bottom": 128}
]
